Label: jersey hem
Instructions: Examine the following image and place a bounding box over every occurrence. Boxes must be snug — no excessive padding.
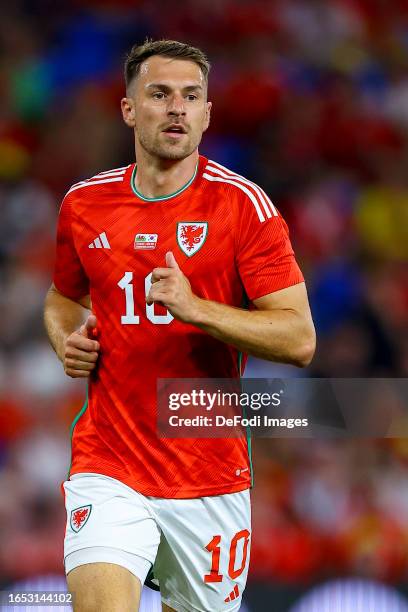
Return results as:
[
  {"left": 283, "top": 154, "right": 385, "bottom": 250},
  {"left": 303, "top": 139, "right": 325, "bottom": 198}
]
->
[{"left": 69, "top": 465, "right": 251, "bottom": 499}]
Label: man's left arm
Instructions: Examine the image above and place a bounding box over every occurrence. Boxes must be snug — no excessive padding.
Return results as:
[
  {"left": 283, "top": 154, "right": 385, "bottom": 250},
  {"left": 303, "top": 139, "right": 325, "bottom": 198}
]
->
[{"left": 147, "top": 252, "right": 316, "bottom": 368}]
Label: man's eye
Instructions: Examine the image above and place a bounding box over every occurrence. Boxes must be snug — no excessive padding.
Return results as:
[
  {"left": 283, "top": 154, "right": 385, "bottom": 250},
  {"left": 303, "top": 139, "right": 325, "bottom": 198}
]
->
[
  {"left": 153, "top": 92, "right": 165, "bottom": 99},
  {"left": 187, "top": 94, "right": 198, "bottom": 101}
]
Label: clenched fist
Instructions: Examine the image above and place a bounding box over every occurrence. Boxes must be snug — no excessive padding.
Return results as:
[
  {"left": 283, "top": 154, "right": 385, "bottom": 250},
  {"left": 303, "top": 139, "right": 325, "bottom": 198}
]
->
[{"left": 62, "top": 314, "right": 100, "bottom": 378}]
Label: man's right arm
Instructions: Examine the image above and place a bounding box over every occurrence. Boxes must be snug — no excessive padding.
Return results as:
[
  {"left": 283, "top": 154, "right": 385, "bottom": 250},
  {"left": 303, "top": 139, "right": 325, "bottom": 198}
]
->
[{"left": 44, "top": 284, "right": 100, "bottom": 378}]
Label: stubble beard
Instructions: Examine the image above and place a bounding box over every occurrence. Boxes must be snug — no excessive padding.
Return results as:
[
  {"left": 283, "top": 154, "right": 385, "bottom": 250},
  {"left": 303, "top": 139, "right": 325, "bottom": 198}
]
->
[{"left": 137, "top": 129, "right": 201, "bottom": 161}]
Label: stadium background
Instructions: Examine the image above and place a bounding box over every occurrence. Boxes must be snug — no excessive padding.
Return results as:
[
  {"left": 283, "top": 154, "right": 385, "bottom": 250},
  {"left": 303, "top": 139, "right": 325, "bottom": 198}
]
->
[{"left": 0, "top": 0, "right": 407, "bottom": 610}]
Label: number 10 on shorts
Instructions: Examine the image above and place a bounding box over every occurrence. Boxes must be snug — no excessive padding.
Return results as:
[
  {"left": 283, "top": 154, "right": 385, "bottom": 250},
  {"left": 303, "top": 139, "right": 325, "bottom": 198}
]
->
[{"left": 204, "top": 530, "right": 250, "bottom": 583}]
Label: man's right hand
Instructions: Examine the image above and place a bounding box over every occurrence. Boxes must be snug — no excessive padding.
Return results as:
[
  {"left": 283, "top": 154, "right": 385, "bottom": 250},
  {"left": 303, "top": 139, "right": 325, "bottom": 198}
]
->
[{"left": 62, "top": 314, "right": 100, "bottom": 378}]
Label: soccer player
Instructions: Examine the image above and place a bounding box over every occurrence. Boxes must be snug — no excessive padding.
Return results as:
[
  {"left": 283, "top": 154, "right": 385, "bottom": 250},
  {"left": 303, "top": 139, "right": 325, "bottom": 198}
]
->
[{"left": 44, "top": 39, "right": 315, "bottom": 612}]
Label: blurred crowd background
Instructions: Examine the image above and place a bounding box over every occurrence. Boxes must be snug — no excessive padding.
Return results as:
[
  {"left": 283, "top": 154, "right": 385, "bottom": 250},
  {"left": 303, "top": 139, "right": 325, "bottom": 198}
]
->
[{"left": 0, "top": 0, "right": 407, "bottom": 610}]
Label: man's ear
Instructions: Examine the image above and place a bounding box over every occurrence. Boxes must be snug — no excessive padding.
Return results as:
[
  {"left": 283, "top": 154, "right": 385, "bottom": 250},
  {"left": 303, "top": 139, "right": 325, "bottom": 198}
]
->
[
  {"left": 203, "top": 101, "right": 212, "bottom": 131},
  {"left": 121, "top": 97, "right": 136, "bottom": 128}
]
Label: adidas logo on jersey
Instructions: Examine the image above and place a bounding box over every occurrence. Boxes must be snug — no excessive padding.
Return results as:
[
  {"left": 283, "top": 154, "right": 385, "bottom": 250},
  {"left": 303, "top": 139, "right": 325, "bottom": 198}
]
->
[
  {"left": 224, "top": 584, "right": 240, "bottom": 602},
  {"left": 88, "top": 232, "right": 111, "bottom": 249}
]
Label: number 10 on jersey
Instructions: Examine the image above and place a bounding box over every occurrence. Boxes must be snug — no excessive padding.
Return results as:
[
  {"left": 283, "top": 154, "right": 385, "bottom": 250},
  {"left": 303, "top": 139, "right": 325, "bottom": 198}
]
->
[{"left": 118, "top": 272, "right": 174, "bottom": 325}]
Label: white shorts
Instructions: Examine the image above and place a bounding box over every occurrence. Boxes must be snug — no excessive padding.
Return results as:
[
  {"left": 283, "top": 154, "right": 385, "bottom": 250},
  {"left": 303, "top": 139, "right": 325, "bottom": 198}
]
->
[{"left": 63, "top": 473, "right": 251, "bottom": 612}]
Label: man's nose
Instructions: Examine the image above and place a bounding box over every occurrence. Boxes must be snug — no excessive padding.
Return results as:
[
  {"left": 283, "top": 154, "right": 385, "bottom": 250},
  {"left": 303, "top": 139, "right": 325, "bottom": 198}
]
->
[{"left": 167, "top": 94, "right": 186, "bottom": 116}]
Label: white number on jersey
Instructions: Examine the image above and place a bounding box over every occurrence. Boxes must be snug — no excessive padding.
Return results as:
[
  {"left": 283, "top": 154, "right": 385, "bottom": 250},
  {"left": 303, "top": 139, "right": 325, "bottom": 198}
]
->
[{"left": 118, "top": 272, "right": 173, "bottom": 325}]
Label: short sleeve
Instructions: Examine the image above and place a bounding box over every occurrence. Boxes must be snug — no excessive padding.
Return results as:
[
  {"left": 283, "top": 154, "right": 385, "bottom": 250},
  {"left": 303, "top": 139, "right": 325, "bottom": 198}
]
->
[
  {"left": 53, "top": 196, "right": 89, "bottom": 300},
  {"left": 235, "top": 193, "right": 304, "bottom": 301}
]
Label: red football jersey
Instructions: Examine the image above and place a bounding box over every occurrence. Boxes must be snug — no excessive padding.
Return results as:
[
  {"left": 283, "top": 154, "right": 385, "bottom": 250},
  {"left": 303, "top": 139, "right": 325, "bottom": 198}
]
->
[{"left": 54, "top": 155, "right": 304, "bottom": 498}]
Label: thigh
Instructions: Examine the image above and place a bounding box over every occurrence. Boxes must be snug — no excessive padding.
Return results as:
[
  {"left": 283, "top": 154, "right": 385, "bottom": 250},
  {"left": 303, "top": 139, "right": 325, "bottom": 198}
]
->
[
  {"left": 63, "top": 473, "right": 161, "bottom": 585},
  {"left": 67, "top": 562, "right": 140, "bottom": 612},
  {"left": 153, "top": 489, "right": 251, "bottom": 612}
]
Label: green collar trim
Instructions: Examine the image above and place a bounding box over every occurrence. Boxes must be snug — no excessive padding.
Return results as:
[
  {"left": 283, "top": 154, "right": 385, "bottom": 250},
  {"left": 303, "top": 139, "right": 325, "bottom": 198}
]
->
[{"left": 131, "top": 162, "right": 198, "bottom": 202}]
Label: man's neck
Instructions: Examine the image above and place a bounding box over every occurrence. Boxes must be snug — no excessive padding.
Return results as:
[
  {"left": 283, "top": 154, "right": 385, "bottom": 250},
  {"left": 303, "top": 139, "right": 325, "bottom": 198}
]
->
[{"left": 133, "top": 149, "right": 199, "bottom": 199}]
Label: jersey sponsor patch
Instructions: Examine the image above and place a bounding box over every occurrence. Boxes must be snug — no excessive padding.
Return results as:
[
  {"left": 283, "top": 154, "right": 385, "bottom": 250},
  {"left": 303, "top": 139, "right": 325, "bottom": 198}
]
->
[
  {"left": 70, "top": 504, "right": 92, "bottom": 532},
  {"left": 177, "top": 222, "right": 208, "bottom": 257},
  {"left": 134, "top": 233, "right": 158, "bottom": 250}
]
